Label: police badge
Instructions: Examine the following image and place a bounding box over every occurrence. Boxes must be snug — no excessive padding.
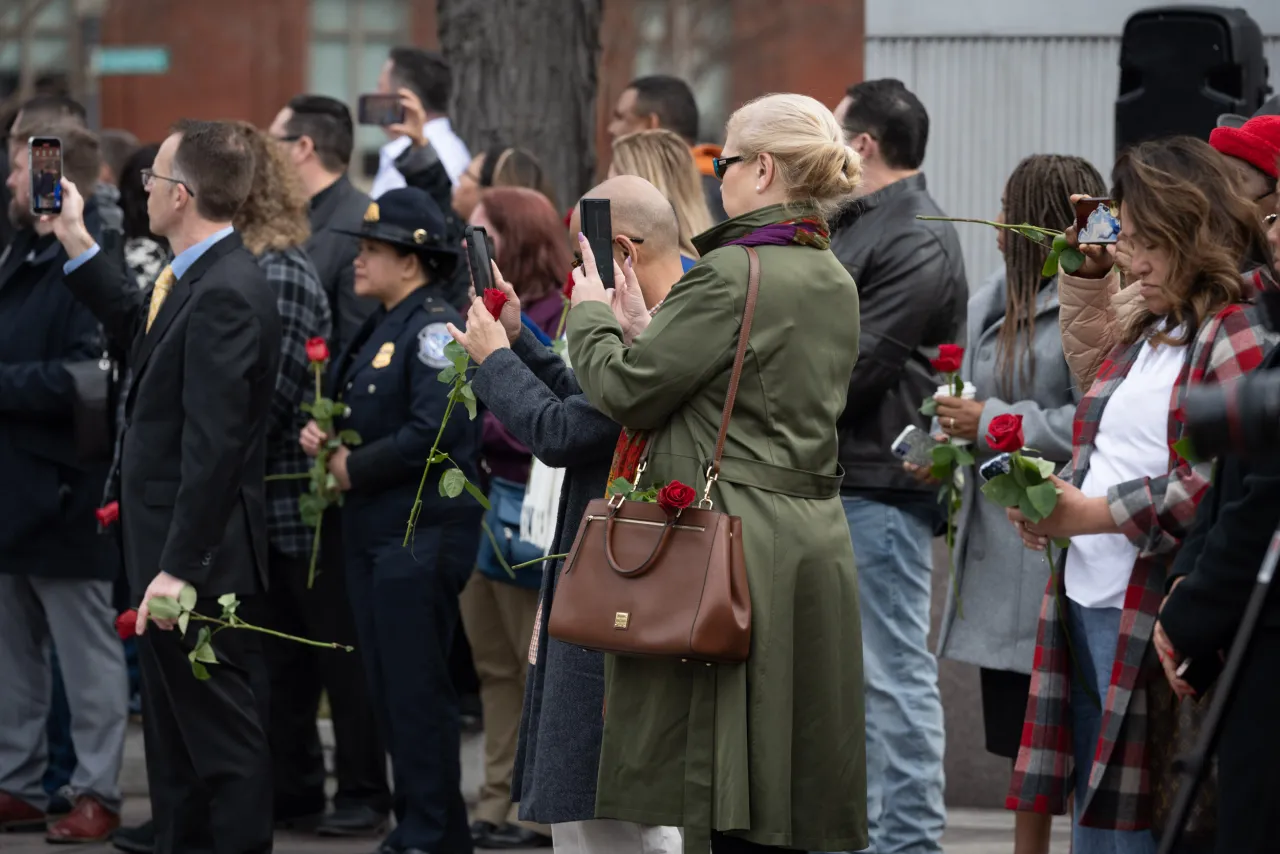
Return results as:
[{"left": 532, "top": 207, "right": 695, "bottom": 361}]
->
[{"left": 417, "top": 323, "right": 452, "bottom": 368}]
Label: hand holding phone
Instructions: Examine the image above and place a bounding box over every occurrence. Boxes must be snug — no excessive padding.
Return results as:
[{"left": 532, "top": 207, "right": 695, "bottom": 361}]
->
[
  {"left": 357, "top": 93, "right": 407, "bottom": 127},
  {"left": 463, "top": 226, "right": 494, "bottom": 294}
]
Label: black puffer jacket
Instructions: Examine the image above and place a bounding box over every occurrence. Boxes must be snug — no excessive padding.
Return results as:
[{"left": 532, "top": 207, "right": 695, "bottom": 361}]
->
[{"left": 830, "top": 173, "right": 969, "bottom": 497}]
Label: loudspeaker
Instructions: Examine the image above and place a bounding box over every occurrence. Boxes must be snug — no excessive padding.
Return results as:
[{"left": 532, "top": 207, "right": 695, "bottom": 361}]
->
[{"left": 1116, "top": 6, "right": 1271, "bottom": 154}]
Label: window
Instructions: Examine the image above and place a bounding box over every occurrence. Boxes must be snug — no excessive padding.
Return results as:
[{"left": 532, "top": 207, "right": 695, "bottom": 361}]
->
[
  {"left": 632, "top": 0, "right": 732, "bottom": 143},
  {"left": 308, "top": 0, "right": 410, "bottom": 179},
  {"left": 0, "top": 0, "right": 73, "bottom": 103}
]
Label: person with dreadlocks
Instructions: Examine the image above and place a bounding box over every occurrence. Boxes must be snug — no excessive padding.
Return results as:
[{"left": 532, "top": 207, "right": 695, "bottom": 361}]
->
[{"left": 911, "top": 154, "right": 1107, "bottom": 854}]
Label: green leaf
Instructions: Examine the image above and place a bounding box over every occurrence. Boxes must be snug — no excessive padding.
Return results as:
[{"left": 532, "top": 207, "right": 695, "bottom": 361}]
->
[
  {"left": 456, "top": 383, "right": 478, "bottom": 420},
  {"left": 463, "top": 478, "right": 491, "bottom": 510},
  {"left": 1053, "top": 537, "right": 1071, "bottom": 550},
  {"left": 1011, "top": 460, "right": 1029, "bottom": 488},
  {"left": 178, "top": 612, "right": 190, "bottom": 636},
  {"left": 148, "top": 596, "right": 182, "bottom": 621},
  {"left": 1026, "top": 480, "right": 1059, "bottom": 520},
  {"left": 1030, "top": 455, "right": 1058, "bottom": 479},
  {"left": 325, "top": 472, "right": 339, "bottom": 492},
  {"left": 1015, "top": 224, "right": 1050, "bottom": 245},
  {"left": 217, "top": 593, "right": 238, "bottom": 620},
  {"left": 323, "top": 436, "right": 342, "bottom": 451},
  {"left": 311, "top": 399, "right": 334, "bottom": 421},
  {"left": 192, "top": 628, "right": 218, "bottom": 664},
  {"left": 439, "top": 467, "right": 466, "bottom": 499},
  {"left": 930, "top": 462, "right": 952, "bottom": 481},
  {"left": 1018, "top": 491, "right": 1041, "bottom": 522},
  {"left": 1060, "top": 247, "right": 1086, "bottom": 274},
  {"left": 979, "top": 473, "right": 1022, "bottom": 507},
  {"left": 1172, "top": 435, "right": 1199, "bottom": 464},
  {"left": 919, "top": 397, "right": 938, "bottom": 417},
  {"left": 444, "top": 339, "right": 467, "bottom": 364},
  {"left": 338, "top": 429, "right": 362, "bottom": 446},
  {"left": 178, "top": 584, "right": 198, "bottom": 612},
  {"left": 1041, "top": 250, "right": 1061, "bottom": 278},
  {"left": 931, "top": 443, "right": 957, "bottom": 465},
  {"left": 300, "top": 401, "right": 314, "bottom": 415},
  {"left": 437, "top": 365, "right": 458, "bottom": 385},
  {"left": 609, "top": 477, "right": 632, "bottom": 497},
  {"left": 1052, "top": 234, "right": 1068, "bottom": 252},
  {"left": 191, "top": 661, "right": 210, "bottom": 680},
  {"left": 952, "top": 445, "right": 975, "bottom": 467}
]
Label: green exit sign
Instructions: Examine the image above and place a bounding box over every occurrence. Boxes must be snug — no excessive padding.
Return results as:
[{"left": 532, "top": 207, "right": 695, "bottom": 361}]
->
[{"left": 90, "top": 46, "right": 170, "bottom": 76}]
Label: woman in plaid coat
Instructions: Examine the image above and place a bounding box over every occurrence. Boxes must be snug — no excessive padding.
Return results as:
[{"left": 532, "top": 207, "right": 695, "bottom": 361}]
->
[{"left": 1005, "top": 138, "right": 1279, "bottom": 853}]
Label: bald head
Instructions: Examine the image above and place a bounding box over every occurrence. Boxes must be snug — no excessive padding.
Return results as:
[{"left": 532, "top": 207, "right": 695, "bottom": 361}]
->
[{"left": 575, "top": 175, "right": 681, "bottom": 259}]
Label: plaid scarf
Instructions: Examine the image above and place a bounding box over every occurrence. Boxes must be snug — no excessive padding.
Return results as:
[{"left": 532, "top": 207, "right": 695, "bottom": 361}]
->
[{"left": 603, "top": 216, "right": 830, "bottom": 493}]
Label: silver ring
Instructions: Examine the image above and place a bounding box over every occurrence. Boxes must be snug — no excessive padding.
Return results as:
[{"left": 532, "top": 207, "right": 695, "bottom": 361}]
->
[{"left": 948, "top": 417, "right": 956, "bottom": 429}]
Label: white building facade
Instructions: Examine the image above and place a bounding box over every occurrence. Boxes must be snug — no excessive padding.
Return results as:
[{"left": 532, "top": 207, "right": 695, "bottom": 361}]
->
[{"left": 864, "top": 0, "right": 1280, "bottom": 284}]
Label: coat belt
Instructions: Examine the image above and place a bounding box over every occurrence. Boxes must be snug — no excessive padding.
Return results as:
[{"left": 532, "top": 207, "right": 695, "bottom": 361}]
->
[{"left": 712, "top": 456, "right": 843, "bottom": 500}]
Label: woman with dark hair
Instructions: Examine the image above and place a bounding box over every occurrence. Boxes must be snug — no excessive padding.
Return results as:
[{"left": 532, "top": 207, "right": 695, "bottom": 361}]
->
[
  {"left": 117, "top": 144, "right": 167, "bottom": 291},
  {"left": 912, "top": 154, "right": 1107, "bottom": 854},
  {"left": 1007, "top": 137, "right": 1278, "bottom": 853},
  {"left": 454, "top": 146, "right": 557, "bottom": 222},
  {"left": 457, "top": 184, "right": 569, "bottom": 849}
]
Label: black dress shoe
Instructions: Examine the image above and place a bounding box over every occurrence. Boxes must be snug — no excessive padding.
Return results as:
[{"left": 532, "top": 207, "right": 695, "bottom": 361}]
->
[
  {"left": 478, "top": 822, "right": 553, "bottom": 849},
  {"left": 317, "top": 805, "right": 390, "bottom": 837},
  {"left": 470, "top": 820, "right": 497, "bottom": 845},
  {"left": 109, "top": 821, "right": 154, "bottom": 854}
]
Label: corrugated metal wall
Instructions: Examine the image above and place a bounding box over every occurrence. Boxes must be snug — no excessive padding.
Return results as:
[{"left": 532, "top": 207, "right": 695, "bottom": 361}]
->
[{"left": 866, "top": 36, "right": 1280, "bottom": 286}]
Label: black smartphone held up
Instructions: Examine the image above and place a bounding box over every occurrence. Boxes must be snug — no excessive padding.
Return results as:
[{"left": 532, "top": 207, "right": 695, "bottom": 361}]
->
[
  {"left": 29, "top": 137, "right": 63, "bottom": 216},
  {"left": 357, "top": 93, "right": 406, "bottom": 127},
  {"left": 463, "top": 225, "right": 494, "bottom": 293},
  {"left": 579, "top": 198, "right": 614, "bottom": 289}
]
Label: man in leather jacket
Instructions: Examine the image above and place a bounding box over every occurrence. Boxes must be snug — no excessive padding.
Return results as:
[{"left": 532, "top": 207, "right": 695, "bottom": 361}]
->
[{"left": 829, "top": 78, "right": 967, "bottom": 854}]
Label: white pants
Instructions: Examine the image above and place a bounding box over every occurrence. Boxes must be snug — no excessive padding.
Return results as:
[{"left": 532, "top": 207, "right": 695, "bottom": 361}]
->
[{"left": 551, "top": 820, "right": 683, "bottom": 854}]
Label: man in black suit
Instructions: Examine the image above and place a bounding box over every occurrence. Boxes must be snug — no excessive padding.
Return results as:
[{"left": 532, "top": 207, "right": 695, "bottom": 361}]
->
[
  {"left": 48, "top": 120, "right": 282, "bottom": 854},
  {"left": 269, "top": 95, "right": 378, "bottom": 354}
]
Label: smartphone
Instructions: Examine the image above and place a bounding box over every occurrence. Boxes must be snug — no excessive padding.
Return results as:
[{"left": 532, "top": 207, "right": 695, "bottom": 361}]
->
[
  {"left": 1075, "top": 197, "right": 1121, "bottom": 245},
  {"left": 29, "top": 137, "right": 63, "bottom": 216},
  {"left": 463, "top": 225, "right": 494, "bottom": 293},
  {"left": 579, "top": 198, "right": 614, "bottom": 289},
  {"left": 357, "top": 93, "right": 406, "bottom": 127},
  {"left": 890, "top": 426, "right": 941, "bottom": 468},
  {"left": 1175, "top": 655, "right": 1222, "bottom": 696},
  {"left": 979, "top": 452, "right": 1014, "bottom": 482}
]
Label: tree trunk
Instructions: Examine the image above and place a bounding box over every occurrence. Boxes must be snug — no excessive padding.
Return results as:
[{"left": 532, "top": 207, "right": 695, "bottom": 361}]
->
[{"left": 438, "top": 0, "right": 603, "bottom": 213}]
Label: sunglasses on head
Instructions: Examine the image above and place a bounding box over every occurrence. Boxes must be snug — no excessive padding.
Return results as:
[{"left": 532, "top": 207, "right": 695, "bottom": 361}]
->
[{"left": 712, "top": 155, "right": 745, "bottom": 180}]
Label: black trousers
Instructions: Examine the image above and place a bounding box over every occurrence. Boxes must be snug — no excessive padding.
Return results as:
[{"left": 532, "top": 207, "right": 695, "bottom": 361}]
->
[
  {"left": 264, "top": 528, "right": 390, "bottom": 817},
  {"left": 138, "top": 596, "right": 272, "bottom": 854},
  {"left": 1215, "top": 627, "right": 1280, "bottom": 853},
  {"left": 345, "top": 508, "right": 481, "bottom": 854}
]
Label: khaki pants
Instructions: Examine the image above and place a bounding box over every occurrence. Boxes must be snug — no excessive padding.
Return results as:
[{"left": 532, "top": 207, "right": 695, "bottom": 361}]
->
[{"left": 459, "top": 573, "right": 547, "bottom": 832}]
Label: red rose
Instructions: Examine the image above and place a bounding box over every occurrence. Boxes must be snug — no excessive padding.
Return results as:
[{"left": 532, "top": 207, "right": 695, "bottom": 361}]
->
[
  {"left": 305, "top": 337, "right": 329, "bottom": 363},
  {"left": 563, "top": 269, "right": 575, "bottom": 300},
  {"left": 115, "top": 609, "right": 138, "bottom": 641},
  {"left": 930, "top": 344, "right": 965, "bottom": 375},
  {"left": 95, "top": 501, "right": 119, "bottom": 527},
  {"left": 657, "top": 480, "right": 697, "bottom": 515},
  {"left": 986, "top": 413, "right": 1026, "bottom": 453},
  {"left": 483, "top": 288, "right": 508, "bottom": 320}
]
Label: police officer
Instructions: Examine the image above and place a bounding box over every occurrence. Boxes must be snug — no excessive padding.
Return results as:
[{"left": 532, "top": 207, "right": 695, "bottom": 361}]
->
[{"left": 300, "top": 187, "right": 482, "bottom": 854}]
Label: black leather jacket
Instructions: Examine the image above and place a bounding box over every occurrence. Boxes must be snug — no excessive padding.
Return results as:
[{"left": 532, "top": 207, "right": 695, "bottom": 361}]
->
[{"left": 830, "top": 173, "right": 969, "bottom": 498}]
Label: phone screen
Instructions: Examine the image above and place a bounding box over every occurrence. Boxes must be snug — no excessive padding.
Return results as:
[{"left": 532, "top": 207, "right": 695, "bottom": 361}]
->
[
  {"left": 580, "top": 198, "right": 613, "bottom": 288},
  {"left": 357, "top": 94, "right": 406, "bottom": 127},
  {"left": 1075, "top": 197, "right": 1120, "bottom": 245},
  {"left": 29, "top": 137, "right": 63, "bottom": 216},
  {"left": 464, "top": 225, "right": 494, "bottom": 293}
]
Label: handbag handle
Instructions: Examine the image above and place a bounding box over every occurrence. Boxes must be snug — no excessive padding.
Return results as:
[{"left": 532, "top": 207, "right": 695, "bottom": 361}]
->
[{"left": 603, "top": 505, "right": 675, "bottom": 577}]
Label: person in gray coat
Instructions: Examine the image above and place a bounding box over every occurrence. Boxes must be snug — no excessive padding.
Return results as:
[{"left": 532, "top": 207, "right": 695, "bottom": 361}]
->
[
  {"left": 449, "top": 175, "right": 685, "bottom": 853},
  {"left": 913, "top": 154, "right": 1107, "bottom": 854}
]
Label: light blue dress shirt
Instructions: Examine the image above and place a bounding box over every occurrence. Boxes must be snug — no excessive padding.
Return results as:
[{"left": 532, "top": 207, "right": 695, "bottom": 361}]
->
[{"left": 64, "top": 226, "right": 235, "bottom": 279}]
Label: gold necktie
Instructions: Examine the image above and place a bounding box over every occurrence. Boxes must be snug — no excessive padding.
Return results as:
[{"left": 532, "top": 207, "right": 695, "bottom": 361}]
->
[{"left": 146, "top": 265, "right": 176, "bottom": 332}]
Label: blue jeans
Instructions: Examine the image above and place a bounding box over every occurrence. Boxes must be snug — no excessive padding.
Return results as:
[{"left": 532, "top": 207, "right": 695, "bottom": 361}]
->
[
  {"left": 841, "top": 497, "right": 945, "bottom": 854},
  {"left": 1065, "top": 601, "right": 1156, "bottom": 854}
]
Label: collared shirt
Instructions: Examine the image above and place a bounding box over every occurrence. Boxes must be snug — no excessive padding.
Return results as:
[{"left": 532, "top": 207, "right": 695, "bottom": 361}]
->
[
  {"left": 64, "top": 225, "right": 234, "bottom": 278},
  {"left": 369, "top": 117, "right": 471, "bottom": 198}
]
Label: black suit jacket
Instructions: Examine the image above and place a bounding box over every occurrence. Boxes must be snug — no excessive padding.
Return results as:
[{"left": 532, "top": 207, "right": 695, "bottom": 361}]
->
[
  {"left": 0, "top": 223, "right": 113, "bottom": 579},
  {"left": 306, "top": 175, "right": 379, "bottom": 353},
  {"left": 63, "top": 233, "right": 282, "bottom": 598}
]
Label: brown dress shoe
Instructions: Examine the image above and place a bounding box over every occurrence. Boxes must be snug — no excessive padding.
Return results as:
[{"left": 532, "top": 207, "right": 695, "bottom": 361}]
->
[
  {"left": 46, "top": 797, "right": 120, "bottom": 843},
  {"left": 0, "top": 791, "right": 46, "bottom": 832}
]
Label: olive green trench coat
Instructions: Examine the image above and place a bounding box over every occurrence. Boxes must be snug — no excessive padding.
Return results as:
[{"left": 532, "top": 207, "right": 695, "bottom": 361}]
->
[{"left": 566, "top": 204, "right": 867, "bottom": 852}]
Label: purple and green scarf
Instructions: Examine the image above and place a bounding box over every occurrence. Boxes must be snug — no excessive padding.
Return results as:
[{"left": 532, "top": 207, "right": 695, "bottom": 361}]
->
[{"left": 724, "top": 216, "right": 830, "bottom": 250}]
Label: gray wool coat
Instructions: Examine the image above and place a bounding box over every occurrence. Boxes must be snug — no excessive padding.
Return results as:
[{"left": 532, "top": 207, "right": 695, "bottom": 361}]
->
[
  {"left": 469, "top": 328, "right": 620, "bottom": 824},
  {"left": 934, "top": 271, "right": 1079, "bottom": 673}
]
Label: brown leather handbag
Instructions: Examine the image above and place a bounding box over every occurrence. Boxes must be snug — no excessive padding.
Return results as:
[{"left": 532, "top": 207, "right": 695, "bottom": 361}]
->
[{"left": 546, "top": 248, "right": 761, "bottom": 664}]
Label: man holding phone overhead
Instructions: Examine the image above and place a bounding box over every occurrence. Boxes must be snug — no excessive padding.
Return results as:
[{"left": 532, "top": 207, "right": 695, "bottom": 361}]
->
[{"left": 369, "top": 47, "right": 471, "bottom": 198}]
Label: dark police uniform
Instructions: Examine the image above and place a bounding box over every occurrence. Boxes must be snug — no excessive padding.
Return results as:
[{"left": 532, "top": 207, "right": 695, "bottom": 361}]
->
[{"left": 331, "top": 188, "right": 483, "bottom": 854}]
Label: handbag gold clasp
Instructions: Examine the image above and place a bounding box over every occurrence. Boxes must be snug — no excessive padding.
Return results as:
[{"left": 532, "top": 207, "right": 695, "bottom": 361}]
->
[
  {"left": 699, "top": 465, "right": 717, "bottom": 510},
  {"left": 608, "top": 461, "right": 648, "bottom": 508}
]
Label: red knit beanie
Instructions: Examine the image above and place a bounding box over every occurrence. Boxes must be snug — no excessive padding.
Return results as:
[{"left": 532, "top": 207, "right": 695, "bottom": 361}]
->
[{"left": 1209, "top": 115, "right": 1280, "bottom": 179}]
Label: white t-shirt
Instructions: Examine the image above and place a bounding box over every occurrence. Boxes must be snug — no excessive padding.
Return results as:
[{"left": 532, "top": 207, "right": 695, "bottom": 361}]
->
[
  {"left": 1065, "top": 331, "right": 1187, "bottom": 609},
  {"left": 370, "top": 117, "right": 472, "bottom": 198}
]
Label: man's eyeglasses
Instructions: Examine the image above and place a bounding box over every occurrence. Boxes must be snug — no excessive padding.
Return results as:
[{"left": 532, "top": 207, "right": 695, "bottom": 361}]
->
[
  {"left": 712, "top": 155, "right": 745, "bottom": 180},
  {"left": 141, "top": 168, "right": 194, "bottom": 197},
  {"left": 571, "top": 237, "right": 644, "bottom": 269}
]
